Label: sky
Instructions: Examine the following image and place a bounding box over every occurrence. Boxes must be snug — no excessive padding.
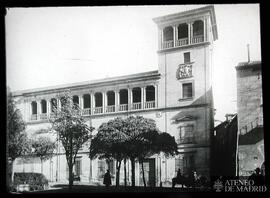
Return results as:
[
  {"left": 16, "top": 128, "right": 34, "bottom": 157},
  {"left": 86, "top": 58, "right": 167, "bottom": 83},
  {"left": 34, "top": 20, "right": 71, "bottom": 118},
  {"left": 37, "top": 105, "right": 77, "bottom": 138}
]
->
[{"left": 5, "top": 4, "right": 261, "bottom": 122}]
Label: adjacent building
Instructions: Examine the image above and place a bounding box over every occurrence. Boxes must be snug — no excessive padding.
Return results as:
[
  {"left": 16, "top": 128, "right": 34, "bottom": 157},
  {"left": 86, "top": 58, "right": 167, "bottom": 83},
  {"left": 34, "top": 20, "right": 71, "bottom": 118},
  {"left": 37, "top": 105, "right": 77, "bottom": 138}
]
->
[
  {"left": 235, "top": 61, "right": 264, "bottom": 176},
  {"left": 11, "top": 6, "right": 218, "bottom": 186}
]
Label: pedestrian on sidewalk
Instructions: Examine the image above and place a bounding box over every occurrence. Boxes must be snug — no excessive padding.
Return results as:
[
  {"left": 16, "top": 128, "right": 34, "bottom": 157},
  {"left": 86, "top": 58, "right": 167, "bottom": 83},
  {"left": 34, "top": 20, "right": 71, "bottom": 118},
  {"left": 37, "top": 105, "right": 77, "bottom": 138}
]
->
[{"left": 103, "top": 169, "right": 111, "bottom": 187}]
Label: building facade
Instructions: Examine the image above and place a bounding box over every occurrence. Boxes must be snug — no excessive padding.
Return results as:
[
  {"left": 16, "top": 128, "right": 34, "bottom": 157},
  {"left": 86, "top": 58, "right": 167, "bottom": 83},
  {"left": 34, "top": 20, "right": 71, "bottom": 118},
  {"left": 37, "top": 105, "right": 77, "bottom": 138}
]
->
[
  {"left": 235, "top": 61, "right": 264, "bottom": 176},
  {"left": 12, "top": 6, "right": 218, "bottom": 186}
]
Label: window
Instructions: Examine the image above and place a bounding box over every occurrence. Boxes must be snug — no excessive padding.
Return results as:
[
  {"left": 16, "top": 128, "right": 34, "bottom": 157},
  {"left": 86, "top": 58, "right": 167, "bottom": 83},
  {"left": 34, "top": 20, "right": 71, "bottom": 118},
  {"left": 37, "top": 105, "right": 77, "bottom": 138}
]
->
[
  {"left": 179, "top": 125, "right": 194, "bottom": 143},
  {"left": 107, "top": 159, "right": 115, "bottom": 175},
  {"left": 184, "top": 52, "right": 190, "bottom": 63},
  {"left": 98, "top": 160, "right": 106, "bottom": 178},
  {"left": 182, "top": 83, "right": 193, "bottom": 99}
]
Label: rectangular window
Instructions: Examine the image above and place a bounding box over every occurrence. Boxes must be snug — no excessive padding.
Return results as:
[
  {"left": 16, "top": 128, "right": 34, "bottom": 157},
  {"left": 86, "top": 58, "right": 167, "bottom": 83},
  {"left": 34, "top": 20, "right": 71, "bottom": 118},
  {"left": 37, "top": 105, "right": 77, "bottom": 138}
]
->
[
  {"left": 108, "top": 159, "right": 115, "bottom": 175},
  {"left": 182, "top": 83, "right": 193, "bottom": 99},
  {"left": 179, "top": 125, "right": 194, "bottom": 143},
  {"left": 98, "top": 160, "right": 106, "bottom": 178},
  {"left": 184, "top": 52, "right": 190, "bottom": 63}
]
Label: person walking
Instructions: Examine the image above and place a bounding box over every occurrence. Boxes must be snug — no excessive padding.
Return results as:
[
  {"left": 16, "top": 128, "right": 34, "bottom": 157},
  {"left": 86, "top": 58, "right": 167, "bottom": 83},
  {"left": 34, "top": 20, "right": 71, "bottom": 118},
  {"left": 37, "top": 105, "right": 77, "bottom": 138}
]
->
[{"left": 103, "top": 169, "right": 112, "bottom": 187}]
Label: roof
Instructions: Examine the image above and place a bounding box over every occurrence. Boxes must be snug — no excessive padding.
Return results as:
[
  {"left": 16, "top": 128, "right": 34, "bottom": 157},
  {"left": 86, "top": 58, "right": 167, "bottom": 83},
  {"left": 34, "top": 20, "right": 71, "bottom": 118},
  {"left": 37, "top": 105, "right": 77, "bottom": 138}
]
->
[
  {"left": 235, "top": 61, "right": 261, "bottom": 70},
  {"left": 12, "top": 70, "right": 160, "bottom": 96},
  {"left": 153, "top": 5, "right": 218, "bottom": 41}
]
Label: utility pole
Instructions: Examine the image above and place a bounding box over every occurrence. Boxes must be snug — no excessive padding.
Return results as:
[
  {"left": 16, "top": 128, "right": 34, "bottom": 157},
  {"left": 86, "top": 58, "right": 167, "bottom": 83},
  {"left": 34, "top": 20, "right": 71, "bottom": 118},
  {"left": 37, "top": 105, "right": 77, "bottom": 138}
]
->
[{"left": 247, "top": 44, "right": 250, "bottom": 63}]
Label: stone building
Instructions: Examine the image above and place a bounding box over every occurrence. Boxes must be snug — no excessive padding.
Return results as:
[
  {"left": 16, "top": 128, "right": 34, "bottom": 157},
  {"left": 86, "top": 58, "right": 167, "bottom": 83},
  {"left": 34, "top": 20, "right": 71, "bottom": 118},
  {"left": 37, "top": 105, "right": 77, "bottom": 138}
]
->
[
  {"left": 235, "top": 61, "right": 264, "bottom": 176},
  {"left": 212, "top": 114, "right": 238, "bottom": 177},
  {"left": 11, "top": 5, "right": 218, "bottom": 186}
]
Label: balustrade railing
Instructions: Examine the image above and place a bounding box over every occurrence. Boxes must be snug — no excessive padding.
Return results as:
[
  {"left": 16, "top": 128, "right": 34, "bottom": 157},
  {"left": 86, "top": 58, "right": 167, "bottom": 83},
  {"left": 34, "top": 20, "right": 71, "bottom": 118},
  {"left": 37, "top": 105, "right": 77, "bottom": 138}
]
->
[
  {"left": 176, "top": 38, "right": 188, "bottom": 47},
  {"left": 145, "top": 101, "right": 155, "bottom": 109},
  {"left": 82, "top": 108, "right": 91, "bottom": 116},
  {"left": 191, "top": 35, "right": 204, "bottom": 44},
  {"left": 162, "top": 40, "right": 174, "bottom": 49},
  {"left": 30, "top": 114, "right": 38, "bottom": 121},
  {"left": 132, "top": 102, "right": 141, "bottom": 110},
  {"left": 40, "top": 113, "right": 48, "bottom": 120},
  {"left": 106, "top": 105, "right": 115, "bottom": 113},
  {"left": 93, "top": 107, "right": 103, "bottom": 114},
  {"left": 119, "top": 104, "right": 128, "bottom": 112}
]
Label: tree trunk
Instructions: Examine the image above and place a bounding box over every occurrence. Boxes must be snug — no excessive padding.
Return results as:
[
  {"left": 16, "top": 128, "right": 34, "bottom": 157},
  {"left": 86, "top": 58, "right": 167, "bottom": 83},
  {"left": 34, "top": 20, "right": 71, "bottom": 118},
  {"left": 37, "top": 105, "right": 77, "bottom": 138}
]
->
[
  {"left": 131, "top": 158, "right": 135, "bottom": 187},
  {"left": 141, "top": 161, "right": 146, "bottom": 187},
  {"left": 116, "top": 160, "right": 121, "bottom": 187},
  {"left": 68, "top": 160, "right": 73, "bottom": 190},
  {"left": 10, "top": 160, "right": 14, "bottom": 184},
  {"left": 124, "top": 159, "right": 127, "bottom": 187},
  {"left": 41, "top": 159, "right": 43, "bottom": 174}
]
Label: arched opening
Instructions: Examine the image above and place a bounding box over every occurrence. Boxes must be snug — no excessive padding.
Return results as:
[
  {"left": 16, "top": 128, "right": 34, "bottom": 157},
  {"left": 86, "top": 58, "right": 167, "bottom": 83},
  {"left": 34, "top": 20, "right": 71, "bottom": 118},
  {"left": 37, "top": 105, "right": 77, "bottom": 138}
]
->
[
  {"left": 145, "top": 86, "right": 155, "bottom": 108},
  {"left": 177, "top": 23, "right": 188, "bottom": 46},
  {"left": 50, "top": 98, "right": 57, "bottom": 113},
  {"left": 31, "top": 101, "right": 37, "bottom": 115},
  {"left": 119, "top": 89, "right": 128, "bottom": 111},
  {"left": 163, "top": 26, "right": 174, "bottom": 48},
  {"left": 83, "top": 94, "right": 91, "bottom": 109},
  {"left": 31, "top": 101, "right": 37, "bottom": 120},
  {"left": 73, "top": 95, "right": 79, "bottom": 108},
  {"left": 192, "top": 20, "right": 204, "bottom": 43},
  {"left": 40, "top": 100, "right": 47, "bottom": 120},
  {"left": 41, "top": 100, "right": 47, "bottom": 113},
  {"left": 94, "top": 92, "right": 103, "bottom": 114},
  {"left": 82, "top": 94, "right": 91, "bottom": 115},
  {"left": 106, "top": 91, "right": 115, "bottom": 113},
  {"left": 132, "top": 87, "right": 141, "bottom": 110}
]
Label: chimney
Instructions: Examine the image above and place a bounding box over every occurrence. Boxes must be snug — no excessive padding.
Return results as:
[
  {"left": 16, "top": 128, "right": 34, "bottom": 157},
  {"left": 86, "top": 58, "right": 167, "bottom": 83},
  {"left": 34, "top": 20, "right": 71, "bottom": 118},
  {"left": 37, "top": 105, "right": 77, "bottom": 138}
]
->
[{"left": 225, "top": 114, "right": 235, "bottom": 122}]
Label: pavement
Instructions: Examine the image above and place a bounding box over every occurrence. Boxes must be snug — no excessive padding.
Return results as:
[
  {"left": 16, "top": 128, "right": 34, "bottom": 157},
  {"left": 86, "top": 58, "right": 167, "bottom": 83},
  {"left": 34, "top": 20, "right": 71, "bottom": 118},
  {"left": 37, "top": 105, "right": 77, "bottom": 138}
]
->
[{"left": 19, "top": 184, "right": 211, "bottom": 193}]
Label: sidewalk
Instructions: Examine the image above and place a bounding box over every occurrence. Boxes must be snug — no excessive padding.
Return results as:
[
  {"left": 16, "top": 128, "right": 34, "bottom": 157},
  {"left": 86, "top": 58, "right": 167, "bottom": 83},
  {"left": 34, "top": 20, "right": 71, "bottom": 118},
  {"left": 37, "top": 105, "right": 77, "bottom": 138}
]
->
[{"left": 22, "top": 184, "right": 211, "bottom": 193}]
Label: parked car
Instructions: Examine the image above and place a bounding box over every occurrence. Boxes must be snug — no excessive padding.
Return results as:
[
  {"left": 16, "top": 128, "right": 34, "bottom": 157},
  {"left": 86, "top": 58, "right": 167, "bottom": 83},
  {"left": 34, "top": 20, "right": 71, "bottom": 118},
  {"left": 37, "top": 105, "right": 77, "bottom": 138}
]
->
[{"left": 13, "top": 172, "right": 49, "bottom": 192}]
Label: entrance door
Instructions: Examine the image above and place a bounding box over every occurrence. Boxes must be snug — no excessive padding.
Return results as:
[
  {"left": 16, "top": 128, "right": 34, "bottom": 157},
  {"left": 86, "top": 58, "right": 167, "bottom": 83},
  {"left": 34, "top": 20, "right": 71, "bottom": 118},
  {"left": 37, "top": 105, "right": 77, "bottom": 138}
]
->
[{"left": 140, "top": 158, "right": 156, "bottom": 187}]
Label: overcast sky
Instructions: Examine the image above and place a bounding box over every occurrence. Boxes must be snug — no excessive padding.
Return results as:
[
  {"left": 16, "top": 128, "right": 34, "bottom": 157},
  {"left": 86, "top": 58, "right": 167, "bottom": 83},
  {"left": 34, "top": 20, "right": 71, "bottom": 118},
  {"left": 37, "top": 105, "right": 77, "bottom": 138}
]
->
[{"left": 5, "top": 4, "right": 261, "bottom": 122}]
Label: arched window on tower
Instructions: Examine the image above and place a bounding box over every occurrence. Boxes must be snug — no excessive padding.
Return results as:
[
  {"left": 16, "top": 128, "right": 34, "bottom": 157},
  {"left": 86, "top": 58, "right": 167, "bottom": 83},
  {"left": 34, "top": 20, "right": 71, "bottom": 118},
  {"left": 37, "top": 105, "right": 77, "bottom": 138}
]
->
[
  {"left": 163, "top": 26, "right": 174, "bottom": 49},
  {"left": 40, "top": 100, "right": 47, "bottom": 120},
  {"left": 177, "top": 23, "right": 188, "bottom": 46},
  {"left": 192, "top": 20, "right": 204, "bottom": 43}
]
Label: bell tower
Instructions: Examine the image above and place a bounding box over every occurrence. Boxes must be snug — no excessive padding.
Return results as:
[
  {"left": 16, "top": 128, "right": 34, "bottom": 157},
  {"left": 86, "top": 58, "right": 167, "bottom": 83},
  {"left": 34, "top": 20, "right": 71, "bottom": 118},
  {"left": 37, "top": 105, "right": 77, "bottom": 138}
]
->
[
  {"left": 153, "top": 6, "right": 218, "bottom": 177},
  {"left": 153, "top": 5, "right": 218, "bottom": 108}
]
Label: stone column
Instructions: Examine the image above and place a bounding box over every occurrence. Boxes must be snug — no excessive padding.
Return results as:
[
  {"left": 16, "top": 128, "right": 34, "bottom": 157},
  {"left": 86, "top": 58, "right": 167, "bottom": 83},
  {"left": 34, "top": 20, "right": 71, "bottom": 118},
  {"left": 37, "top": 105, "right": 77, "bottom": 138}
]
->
[
  {"left": 203, "top": 18, "right": 207, "bottom": 42},
  {"left": 115, "top": 90, "right": 119, "bottom": 112},
  {"left": 154, "top": 84, "right": 158, "bottom": 108},
  {"left": 173, "top": 25, "right": 178, "bottom": 47},
  {"left": 102, "top": 92, "right": 106, "bottom": 113},
  {"left": 37, "top": 100, "right": 41, "bottom": 120},
  {"left": 188, "top": 23, "right": 191, "bottom": 44},
  {"left": 128, "top": 88, "right": 132, "bottom": 110},
  {"left": 91, "top": 92, "right": 95, "bottom": 115},
  {"left": 141, "top": 87, "right": 145, "bottom": 109},
  {"left": 79, "top": 95, "right": 84, "bottom": 109},
  {"left": 47, "top": 99, "right": 50, "bottom": 117},
  {"left": 190, "top": 22, "right": 193, "bottom": 44},
  {"left": 161, "top": 28, "right": 164, "bottom": 49}
]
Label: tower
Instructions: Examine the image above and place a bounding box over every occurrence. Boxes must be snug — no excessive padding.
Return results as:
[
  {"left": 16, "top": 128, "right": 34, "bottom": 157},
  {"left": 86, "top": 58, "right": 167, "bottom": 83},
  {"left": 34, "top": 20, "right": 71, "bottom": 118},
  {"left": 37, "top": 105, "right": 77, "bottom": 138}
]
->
[{"left": 153, "top": 6, "right": 218, "bottom": 177}]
